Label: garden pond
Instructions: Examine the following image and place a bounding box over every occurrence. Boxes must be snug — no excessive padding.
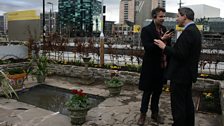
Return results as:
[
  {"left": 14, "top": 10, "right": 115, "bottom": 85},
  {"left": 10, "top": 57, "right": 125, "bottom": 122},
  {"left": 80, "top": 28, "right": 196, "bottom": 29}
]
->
[{"left": 14, "top": 84, "right": 105, "bottom": 116}]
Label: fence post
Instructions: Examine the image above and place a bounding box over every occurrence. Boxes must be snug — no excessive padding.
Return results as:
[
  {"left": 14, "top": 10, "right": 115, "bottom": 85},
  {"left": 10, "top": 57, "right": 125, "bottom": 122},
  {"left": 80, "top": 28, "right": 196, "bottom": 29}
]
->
[
  {"left": 100, "top": 36, "right": 104, "bottom": 67},
  {"left": 100, "top": 0, "right": 104, "bottom": 67}
]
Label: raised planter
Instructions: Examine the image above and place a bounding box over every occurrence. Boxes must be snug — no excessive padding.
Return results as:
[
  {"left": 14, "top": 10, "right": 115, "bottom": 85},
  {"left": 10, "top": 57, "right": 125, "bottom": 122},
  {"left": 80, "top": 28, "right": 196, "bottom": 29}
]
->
[{"left": 195, "top": 79, "right": 224, "bottom": 126}]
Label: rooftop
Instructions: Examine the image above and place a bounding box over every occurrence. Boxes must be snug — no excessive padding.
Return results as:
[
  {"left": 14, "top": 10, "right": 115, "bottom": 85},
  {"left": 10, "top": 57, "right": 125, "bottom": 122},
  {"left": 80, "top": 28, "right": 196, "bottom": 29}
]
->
[{"left": 0, "top": 76, "right": 221, "bottom": 126}]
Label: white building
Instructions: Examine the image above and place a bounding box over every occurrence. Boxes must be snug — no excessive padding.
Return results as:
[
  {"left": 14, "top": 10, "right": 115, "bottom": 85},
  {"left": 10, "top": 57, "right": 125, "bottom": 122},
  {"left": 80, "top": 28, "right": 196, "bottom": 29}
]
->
[{"left": 184, "top": 4, "right": 220, "bottom": 19}]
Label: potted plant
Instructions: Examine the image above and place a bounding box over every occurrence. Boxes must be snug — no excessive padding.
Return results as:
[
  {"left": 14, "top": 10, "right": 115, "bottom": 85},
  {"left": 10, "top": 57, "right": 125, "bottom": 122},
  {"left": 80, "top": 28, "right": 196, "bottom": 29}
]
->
[
  {"left": 75, "top": 38, "right": 92, "bottom": 62},
  {"left": 105, "top": 76, "right": 124, "bottom": 96},
  {"left": 6, "top": 67, "right": 26, "bottom": 89},
  {"left": 0, "top": 70, "right": 19, "bottom": 99},
  {"left": 30, "top": 55, "right": 48, "bottom": 83},
  {"left": 66, "top": 89, "right": 91, "bottom": 125}
]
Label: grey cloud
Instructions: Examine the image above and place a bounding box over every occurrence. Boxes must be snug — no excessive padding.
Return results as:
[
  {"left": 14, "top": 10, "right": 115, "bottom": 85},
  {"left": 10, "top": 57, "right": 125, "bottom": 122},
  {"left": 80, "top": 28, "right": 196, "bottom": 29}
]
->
[
  {"left": 0, "top": 3, "right": 22, "bottom": 11},
  {"left": 0, "top": 0, "right": 118, "bottom": 14},
  {"left": 104, "top": 0, "right": 120, "bottom": 5},
  {"left": 0, "top": 0, "right": 58, "bottom": 14}
]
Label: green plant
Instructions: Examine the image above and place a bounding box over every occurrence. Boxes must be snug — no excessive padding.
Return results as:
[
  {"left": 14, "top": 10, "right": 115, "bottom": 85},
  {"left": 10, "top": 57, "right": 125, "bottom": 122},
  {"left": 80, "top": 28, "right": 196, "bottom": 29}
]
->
[
  {"left": 66, "top": 89, "right": 90, "bottom": 109},
  {"left": 105, "top": 77, "right": 123, "bottom": 87},
  {"left": 73, "top": 60, "right": 82, "bottom": 66},
  {"left": 103, "top": 64, "right": 111, "bottom": 69},
  {"left": 7, "top": 67, "right": 25, "bottom": 75},
  {"left": 0, "top": 70, "right": 18, "bottom": 99},
  {"left": 203, "top": 92, "right": 214, "bottom": 101},
  {"left": 121, "top": 64, "right": 142, "bottom": 72},
  {"left": 0, "top": 60, "right": 11, "bottom": 65},
  {"left": 31, "top": 56, "right": 48, "bottom": 76},
  {"left": 6, "top": 67, "right": 27, "bottom": 87}
]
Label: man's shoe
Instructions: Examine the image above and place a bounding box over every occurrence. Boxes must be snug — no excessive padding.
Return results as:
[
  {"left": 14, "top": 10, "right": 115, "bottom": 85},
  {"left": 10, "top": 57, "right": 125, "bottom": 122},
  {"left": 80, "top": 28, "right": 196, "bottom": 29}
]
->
[
  {"left": 151, "top": 113, "right": 164, "bottom": 124},
  {"left": 137, "top": 113, "right": 146, "bottom": 126}
]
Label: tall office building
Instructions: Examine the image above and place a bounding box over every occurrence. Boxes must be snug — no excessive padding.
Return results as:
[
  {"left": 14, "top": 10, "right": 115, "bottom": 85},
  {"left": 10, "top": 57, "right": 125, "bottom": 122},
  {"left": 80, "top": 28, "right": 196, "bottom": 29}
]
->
[
  {"left": 119, "top": 0, "right": 135, "bottom": 24},
  {"left": 151, "top": 0, "right": 158, "bottom": 10},
  {"left": 58, "top": 0, "right": 101, "bottom": 36},
  {"left": 0, "top": 16, "right": 4, "bottom": 34},
  {"left": 119, "top": 0, "right": 166, "bottom": 27},
  {"left": 158, "top": 0, "right": 166, "bottom": 8},
  {"left": 151, "top": 0, "right": 165, "bottom": 9}
]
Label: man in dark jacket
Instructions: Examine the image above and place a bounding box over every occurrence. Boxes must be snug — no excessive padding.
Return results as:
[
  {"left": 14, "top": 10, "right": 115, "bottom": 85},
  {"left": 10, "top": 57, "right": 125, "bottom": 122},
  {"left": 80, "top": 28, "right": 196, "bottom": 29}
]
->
[
  {"left": 154, "top": 7, "right": 202, "bottom": 126},
  {"left": 137, "top": 7, "right": 173, "bottom": 125}
]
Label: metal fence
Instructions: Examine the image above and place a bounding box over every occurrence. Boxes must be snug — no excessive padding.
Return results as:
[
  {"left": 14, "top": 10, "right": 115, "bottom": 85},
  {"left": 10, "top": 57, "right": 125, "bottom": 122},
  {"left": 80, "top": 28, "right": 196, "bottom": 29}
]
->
[{"left": 32, "top": 33, "right": 224, "bottom": 74}]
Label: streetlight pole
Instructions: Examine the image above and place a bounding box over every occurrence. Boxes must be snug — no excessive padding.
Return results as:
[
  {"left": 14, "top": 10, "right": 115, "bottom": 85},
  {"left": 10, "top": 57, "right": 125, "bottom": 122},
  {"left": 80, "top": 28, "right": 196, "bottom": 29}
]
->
[
  {"left": 178, "top": 0, "right": 183, "bottom": 8},
  {"left": 43, "top": 0, "right": 46, "bottom": 55},
  {"left": 100, "top": 0, "right": 104, "bottom": 67},
  {"left": 43, "top": 0, "right": 45, "bottom": 41},
  {"left": 47, "top": 2, "right": 54, "bottom": 33}
]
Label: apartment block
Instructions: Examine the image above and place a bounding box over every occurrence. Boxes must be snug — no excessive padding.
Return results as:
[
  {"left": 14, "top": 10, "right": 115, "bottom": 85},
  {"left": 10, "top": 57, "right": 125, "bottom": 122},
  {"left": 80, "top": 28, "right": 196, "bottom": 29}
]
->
[
  {"left": 119, "top": 0, "right": 135, "bottom": 24},
  {"left": 119, "top": 0, "right": 167, "bottom": 27}
]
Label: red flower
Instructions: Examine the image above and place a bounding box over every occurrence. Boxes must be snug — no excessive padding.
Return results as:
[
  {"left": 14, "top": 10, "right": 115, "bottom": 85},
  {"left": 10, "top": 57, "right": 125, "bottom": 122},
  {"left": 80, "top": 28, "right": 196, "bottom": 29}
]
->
[
  {"left": 72, "top": 89, "right": 78, "bottom": 94},
  {"left": 80, "top": 92, "right": 86, "bottom": 97},
  {"left": 66, "top": 88, "right": 90, "bottom": 109},
  {"left": 71, "top": 89, "right": 86, "bottom": 96}
]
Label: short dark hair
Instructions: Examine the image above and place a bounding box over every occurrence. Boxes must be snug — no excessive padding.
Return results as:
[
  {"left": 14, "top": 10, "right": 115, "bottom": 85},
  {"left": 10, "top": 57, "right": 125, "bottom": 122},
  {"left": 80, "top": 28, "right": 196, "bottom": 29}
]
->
[
  {"left": 151, "top": 7, "right": 166, "bottom": 18},
  {"left": 178, "top": 7, "right": 194, "bottom": 21}
]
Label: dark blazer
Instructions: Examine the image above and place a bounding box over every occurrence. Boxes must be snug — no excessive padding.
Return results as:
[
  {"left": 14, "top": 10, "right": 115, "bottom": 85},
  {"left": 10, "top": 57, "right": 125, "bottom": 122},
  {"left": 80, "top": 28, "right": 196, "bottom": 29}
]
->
[
  {"left": 139, "top": 21, "right": 170, "bottom": 91},
  {"left": 164, "top": 23, "right": 202, "bottom": 84}
]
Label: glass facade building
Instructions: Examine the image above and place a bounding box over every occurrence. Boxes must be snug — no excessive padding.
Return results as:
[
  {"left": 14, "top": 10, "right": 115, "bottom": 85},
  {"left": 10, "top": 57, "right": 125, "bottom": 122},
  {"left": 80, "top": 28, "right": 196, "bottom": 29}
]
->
[
  {"left": 0, "top": 16, "right": 4, "bottom": 35},
  {"left": 58, "top": 0, "right": 101, "bottom": 37}
]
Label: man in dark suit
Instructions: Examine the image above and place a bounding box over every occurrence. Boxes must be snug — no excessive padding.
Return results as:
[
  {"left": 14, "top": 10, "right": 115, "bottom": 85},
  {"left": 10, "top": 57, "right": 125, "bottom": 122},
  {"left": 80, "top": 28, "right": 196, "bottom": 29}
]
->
[
  {"left": 154, "top": 7, "right": 202, "bottom": 126},
  {"left": 137, "top": 7, "right": 173, "bottom": 125}
]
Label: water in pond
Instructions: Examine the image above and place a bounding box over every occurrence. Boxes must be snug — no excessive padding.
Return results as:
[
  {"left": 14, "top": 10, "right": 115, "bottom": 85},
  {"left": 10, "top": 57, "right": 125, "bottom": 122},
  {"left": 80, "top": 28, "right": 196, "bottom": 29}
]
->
[{"left": 15, "top": 84, "right": 105, "bottom": 116}]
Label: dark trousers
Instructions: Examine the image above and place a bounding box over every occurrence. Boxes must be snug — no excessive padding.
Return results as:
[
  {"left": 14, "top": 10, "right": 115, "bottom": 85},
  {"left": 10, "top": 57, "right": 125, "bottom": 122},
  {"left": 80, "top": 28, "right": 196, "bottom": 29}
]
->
[
  {"left": 140, "top": 85, "right": 163, "bottom": 114},
  {"left": 170, "top": 82, "right": 195, "bottom": 126}
]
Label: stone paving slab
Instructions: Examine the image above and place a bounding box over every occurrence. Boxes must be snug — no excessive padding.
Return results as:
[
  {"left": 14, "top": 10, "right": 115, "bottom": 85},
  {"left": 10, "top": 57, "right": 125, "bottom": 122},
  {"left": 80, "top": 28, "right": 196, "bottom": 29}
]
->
[{"left": 0, "top": 77, "right": 222, "bottom": 126}]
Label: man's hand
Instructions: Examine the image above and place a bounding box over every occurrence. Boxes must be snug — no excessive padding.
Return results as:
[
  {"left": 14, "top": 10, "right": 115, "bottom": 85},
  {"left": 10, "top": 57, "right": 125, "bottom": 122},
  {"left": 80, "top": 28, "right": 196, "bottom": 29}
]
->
[
  {"left": 154, "top": 39, "right": 166, "bottom": 49},
  {"left": 161, "top": 31, "right": 173, "bottom": 40}
]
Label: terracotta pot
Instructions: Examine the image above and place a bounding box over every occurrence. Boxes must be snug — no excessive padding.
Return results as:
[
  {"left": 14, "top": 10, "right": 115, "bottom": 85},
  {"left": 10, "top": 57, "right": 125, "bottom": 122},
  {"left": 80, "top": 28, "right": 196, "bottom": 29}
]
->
[{"left": 7, "top": 73, "right": 26, "bottom": 89}]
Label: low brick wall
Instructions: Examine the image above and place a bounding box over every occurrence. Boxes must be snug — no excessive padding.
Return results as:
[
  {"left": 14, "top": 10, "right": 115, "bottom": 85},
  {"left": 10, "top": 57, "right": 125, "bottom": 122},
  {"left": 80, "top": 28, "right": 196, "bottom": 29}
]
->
[{"left": 48, "top": 64, "right": 140, "bottom": 85}]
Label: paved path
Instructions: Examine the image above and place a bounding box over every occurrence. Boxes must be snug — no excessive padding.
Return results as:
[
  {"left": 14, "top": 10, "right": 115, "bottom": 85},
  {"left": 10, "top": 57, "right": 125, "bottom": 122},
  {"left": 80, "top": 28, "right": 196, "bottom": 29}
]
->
[{"left": 0, "top": 77, "right": 221, "bottom": 126}]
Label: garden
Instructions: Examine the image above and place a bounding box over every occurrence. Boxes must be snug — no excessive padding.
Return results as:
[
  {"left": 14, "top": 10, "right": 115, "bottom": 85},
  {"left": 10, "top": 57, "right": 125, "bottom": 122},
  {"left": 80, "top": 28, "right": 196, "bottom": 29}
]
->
[{"left": 0, "top": 33, "right": 224, "bottom": 125}]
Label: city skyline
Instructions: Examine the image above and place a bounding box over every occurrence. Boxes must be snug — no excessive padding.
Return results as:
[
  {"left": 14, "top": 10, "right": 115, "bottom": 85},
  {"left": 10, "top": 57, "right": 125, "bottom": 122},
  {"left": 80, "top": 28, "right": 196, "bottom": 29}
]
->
[{"left": 0, "top": 0, "right": 224, "bottom": 23}]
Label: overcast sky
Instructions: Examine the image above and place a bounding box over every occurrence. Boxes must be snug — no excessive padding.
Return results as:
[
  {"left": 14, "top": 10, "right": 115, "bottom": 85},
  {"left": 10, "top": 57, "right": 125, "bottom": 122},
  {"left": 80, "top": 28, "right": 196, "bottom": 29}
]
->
[{"left": 0, "top": 0, "right": 224, "bottom": 23}]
